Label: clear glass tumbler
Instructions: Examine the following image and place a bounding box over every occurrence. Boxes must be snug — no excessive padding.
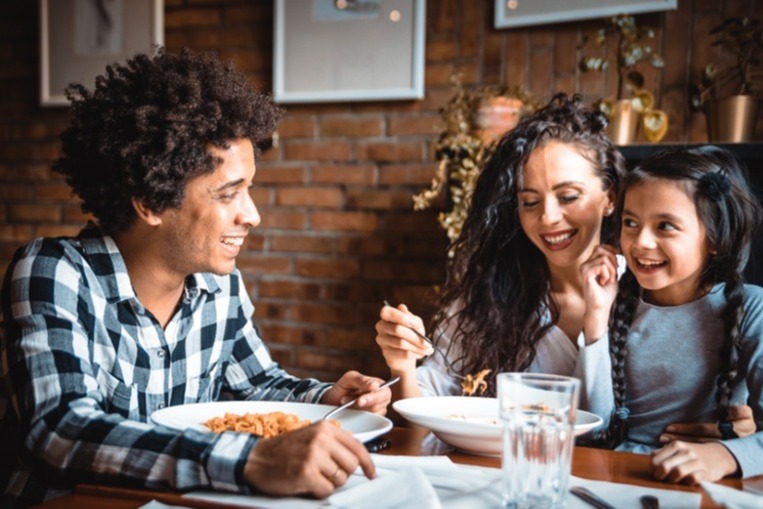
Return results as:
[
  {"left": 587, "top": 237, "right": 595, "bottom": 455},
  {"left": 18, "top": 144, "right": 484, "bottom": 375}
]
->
[{"left": 498, "top": 372, "right": 580, "bottom": 509}]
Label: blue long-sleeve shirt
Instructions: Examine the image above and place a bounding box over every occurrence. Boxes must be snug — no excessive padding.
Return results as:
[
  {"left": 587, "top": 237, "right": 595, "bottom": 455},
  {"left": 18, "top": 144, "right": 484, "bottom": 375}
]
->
[{"left": 0, "top": 223, "right": 330, "bottom": 507}]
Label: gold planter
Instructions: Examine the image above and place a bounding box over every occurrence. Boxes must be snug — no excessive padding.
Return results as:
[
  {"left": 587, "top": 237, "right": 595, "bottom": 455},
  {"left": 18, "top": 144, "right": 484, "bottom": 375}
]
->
[
  {"left": 706, "top": 95, "right": 761, "bottom": 143},
  {"left": 607, "top": 99, "right": 639, "bottom": 145}
]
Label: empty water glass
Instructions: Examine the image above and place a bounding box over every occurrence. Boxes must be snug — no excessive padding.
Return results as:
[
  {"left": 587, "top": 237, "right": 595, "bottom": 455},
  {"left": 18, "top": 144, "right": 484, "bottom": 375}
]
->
[{"left": 498, "top": 372, "right": 580, "bottom": 509}]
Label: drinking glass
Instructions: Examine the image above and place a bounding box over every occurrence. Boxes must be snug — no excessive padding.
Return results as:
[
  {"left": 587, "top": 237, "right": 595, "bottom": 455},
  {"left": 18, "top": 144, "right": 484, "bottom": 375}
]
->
[{"left": 498, "top": 372, "right": 580, "bottom": 509}]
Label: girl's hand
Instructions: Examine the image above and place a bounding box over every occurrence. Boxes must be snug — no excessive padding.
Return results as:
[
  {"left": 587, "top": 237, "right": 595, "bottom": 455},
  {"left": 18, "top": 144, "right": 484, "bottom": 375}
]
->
[
  {"left": 375, "top": 303, "right": 432, "bottom": 375},
  {"left": 659, "top": 405, "right": 756, "bottom": 443},
  {"left": 650, "top": 441, "right": 739, "bottom": 484},
  {"left": 580, "top": 245, "right": 619, "bottom": 342}
]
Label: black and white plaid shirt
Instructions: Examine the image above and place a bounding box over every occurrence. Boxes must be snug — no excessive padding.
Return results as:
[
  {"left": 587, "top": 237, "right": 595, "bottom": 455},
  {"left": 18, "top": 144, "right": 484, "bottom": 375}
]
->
[{"left": 0, "top": 222, "right": 330, "bottom": 507}]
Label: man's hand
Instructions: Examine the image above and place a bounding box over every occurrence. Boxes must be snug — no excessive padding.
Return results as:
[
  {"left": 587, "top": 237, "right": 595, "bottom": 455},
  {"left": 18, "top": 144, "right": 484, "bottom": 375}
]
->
[
  {"left": 650, "top": 441, "right": 739, "bottom": 485},
  {"left": 659, "top": 405, "right": 756, "bottom": 443},
  {"left": 244, "top": 421, "right": 374, "bottom": 498},
  {"left": 320, "top": 370, "right": 391, "bottom": 415}
]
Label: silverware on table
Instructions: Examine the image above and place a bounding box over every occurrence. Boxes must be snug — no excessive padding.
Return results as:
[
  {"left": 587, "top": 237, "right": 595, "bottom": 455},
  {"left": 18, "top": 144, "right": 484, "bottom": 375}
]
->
[
  {"left": 382, "top": 300, "right": 464, "bottom": 379},
  {"left": 321, "top": 376, "right": 400, "bottom": 421},
  {"left": 640, "top": 494, "right": 660, "bottom": 509},
  {"left": 569, "top": 486, "right": 617, "bottom": 509}
]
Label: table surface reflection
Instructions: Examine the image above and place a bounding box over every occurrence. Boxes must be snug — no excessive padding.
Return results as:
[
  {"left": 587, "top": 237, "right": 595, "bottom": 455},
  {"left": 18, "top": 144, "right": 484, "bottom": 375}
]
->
[{"left": 34, "top": 426, "right": 759, "bottom": 509}]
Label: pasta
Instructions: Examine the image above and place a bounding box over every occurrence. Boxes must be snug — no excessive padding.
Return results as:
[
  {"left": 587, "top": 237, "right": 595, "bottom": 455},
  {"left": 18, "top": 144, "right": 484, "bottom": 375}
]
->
[
  {"left": 461, "top": 369, "right": 492, "bottom": 396},
  {"left": 205, "top": 411, "right": 319, "bottom": 438}
]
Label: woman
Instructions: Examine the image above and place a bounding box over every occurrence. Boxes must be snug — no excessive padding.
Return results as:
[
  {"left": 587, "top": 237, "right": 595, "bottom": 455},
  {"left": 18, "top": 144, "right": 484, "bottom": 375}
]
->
[{"left": 376, "top": 94, "right": 753, "bottom": 441}]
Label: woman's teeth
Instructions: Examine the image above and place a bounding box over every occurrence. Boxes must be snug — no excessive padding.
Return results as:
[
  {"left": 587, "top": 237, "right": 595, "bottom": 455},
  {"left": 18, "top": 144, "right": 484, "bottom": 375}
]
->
[{"left": 543, "top": 232, "right": 573, "bottom": 245}]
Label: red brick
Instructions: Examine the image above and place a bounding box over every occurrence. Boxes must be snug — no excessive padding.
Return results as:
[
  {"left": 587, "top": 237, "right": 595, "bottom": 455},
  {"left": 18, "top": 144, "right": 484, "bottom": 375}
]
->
[
  {"left": 292, "top": 303, "right": 357, "bottom": 326},
  {"left": 258, "top": 208, "right": 307, "bottom": 229},
  {"left": 270, "top": 234, "right": 334, "bottom": 253},
  {"left": 379, "top": 164, "right": 439, "bottom": 185},
  {"left": 319, "top": 117, "right": 383, "bottom": 137},
  {"left": 294, "top": 259, "right": 360, "bottom": 279},
  {"left": 356, "top": 142, "right": 423, "bottom": 162},
  {"left": 0, "top": 224, "right": 34, "bottom": 241},
  {"left": 361, "top": 260, "right": 444, "bottom": 283},
  {"left": 259, "top": 280, "right": 322, "bottom": 299},
  {"left": 276, "top": 187, "right": 343, "bottom": 208},
  {"left": 278, "top": 116, "right": 316, "bottom": 138},
  {"left": 252, "top": 301, "right": 288, "bottom": 320},
  {"left": 244, "top": 233, "right": 265, "bottom": 251},
  {"left": 236, "top": 254, "right": 292, "bottom": 274},
  {"left": 9, "top": 204, "right": 61, "bottom": 222},
  {"left": 250, "top": 187, "right": 272, "bottom": 207},
  {"left": 258, "top": 323, "right": 325, "bottom": 347},
  {"left": 255, "top": 166, "right": 306, "bottom": 184},
  {"left": 62, "top": 206, "right": 90, "bottom": 223},
  {"left": 311, "top": 211, "right": 378, "bottom": 232},
  {"left": 0, "top": 185, "right": 33, "bottom": 200},
  {"left": 311, "top": 165, "right": 377, "bottom": 185},
  {"left": 284, "top": 141, "right": 352, "bottom": 161},
  {"left": 388, "top": 116, "right": 440, "bottom": 136},
  {"left": 35, "top": 224, "right": 82, "bottom": 237},
  {"left": 296, "top": 350, "right": 357, "bottom": 371},
  {"left": 345, "top": 189, "right": 413, "bottom": 210},
  {"left": 36, "top": 183, "right": 73, "bottom": 200}
]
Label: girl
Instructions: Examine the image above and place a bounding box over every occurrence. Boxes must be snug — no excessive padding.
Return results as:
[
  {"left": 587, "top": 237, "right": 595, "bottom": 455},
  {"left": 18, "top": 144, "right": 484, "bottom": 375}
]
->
[{"left": 580, "top": 146, "right": 763, "bottom": 483}]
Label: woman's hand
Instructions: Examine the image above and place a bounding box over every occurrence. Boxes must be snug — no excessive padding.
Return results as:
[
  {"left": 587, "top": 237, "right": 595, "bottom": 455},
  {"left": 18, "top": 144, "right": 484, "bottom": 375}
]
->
[
  {"left": 580, "top": 244, "right": 620, "bottom": 343},
  {"left": 650, "top": 441, "right": 739, "bottom": 485},
  {"left": 375, "top": 303, "right": 432, "bottom": 375},
  {"left": 659, "top": 405, "right": 756, "bottom": 443}
]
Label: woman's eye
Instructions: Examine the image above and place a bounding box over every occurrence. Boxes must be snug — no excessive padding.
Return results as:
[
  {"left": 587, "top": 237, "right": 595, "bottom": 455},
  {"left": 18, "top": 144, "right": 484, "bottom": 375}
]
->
[
  {"left": 659, "top": 222, "right": 677, "bottom": 231},
  {"left": 559, "top": 194, "right": 579, "bottom": 204},
  {"left": 521, "top": 200, "right": 539, "bottom": 208}
]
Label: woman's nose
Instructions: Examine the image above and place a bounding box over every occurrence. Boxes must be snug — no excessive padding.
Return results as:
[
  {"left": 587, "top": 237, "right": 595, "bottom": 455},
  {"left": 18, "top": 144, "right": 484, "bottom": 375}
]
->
[{"left": 540, "top": 199, "right": 562, "bottom": 224}]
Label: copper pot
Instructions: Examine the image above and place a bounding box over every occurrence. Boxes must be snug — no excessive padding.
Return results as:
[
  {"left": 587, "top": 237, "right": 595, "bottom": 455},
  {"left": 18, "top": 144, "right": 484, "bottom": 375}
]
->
[
  {"left": 607, "top": 99, "right": 639, "bottom": 145},
  {"left": 706, "top": 95, "right": 761, "bottom": 143}
]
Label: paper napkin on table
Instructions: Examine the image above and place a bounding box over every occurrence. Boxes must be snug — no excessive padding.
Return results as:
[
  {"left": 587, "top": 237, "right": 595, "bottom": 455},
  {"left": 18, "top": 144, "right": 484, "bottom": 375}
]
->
[
  {"left": 328, "top": 467, "right": 440, "bottom": 509},
  {"left": 701, "top": 481, "right": 763, "bottom": 509}
]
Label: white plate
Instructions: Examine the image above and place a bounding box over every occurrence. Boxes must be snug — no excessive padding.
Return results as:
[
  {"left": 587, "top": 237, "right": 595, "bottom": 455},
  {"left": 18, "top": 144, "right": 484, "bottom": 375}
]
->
[
  {"left": 393, "top": 396, "right": 603, "bottom": 457},
  {"left": 150, "top": 401, "right": 393, "bottom": 443}
]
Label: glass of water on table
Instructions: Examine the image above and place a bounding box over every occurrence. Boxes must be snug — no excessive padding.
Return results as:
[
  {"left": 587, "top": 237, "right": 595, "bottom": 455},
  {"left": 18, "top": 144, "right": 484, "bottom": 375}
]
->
[{"left": 498, "top": 372, "right": 580, "bottom": 509}]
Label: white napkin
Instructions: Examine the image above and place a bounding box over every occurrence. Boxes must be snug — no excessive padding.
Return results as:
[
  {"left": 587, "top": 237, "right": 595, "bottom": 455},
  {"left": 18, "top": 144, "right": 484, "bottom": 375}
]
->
[
  {"left": 328, "top": 467, "right": 441, "bottom": 509},
  {"left": 701, "top": 481, "right": 763, "bottom": 509},
  {"left": 439, "top": 474, "right": 702, "bottom": 509},
  {"left": 139, "top": 501, "right": 193, "bottom": 509}
]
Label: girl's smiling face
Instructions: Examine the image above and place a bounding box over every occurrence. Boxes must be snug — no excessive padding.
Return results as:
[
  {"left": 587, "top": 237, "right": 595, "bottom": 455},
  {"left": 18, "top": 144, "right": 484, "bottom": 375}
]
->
[{"left": 620, "top": 179, "right": 713, "bottom": 306}]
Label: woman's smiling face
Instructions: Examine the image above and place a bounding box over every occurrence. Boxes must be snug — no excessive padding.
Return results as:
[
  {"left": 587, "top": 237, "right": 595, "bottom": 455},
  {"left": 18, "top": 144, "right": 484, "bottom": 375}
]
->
[{"left": 518, "top": 141, "right": 615, "bottom": 271}]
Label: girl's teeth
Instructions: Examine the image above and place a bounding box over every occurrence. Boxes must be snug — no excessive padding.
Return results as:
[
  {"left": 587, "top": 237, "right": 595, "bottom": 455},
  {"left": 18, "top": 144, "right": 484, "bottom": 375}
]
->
[{"left": 637, "top": 258, "right": 664, "bottom": 267}]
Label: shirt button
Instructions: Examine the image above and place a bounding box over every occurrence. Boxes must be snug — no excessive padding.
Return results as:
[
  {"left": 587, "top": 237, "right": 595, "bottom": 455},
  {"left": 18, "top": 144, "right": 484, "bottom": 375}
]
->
[
  {"left": 158, "top": 403, "right": 166, "bottom": 409},
  {"left": 157, "top": 350, "right": 166, "bottom": 358}
]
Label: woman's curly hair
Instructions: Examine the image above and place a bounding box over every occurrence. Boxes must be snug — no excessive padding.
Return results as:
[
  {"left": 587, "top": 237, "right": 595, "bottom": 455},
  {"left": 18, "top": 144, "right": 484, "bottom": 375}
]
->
[
  {"left": 431, "top": 93, "right": 625, "bottom": 396},
  {"left": 54, "top": 47, "right": 283, "bottom": 234},
  {"left": 596, "top": 146, "right": 763, "bottom": 448}
]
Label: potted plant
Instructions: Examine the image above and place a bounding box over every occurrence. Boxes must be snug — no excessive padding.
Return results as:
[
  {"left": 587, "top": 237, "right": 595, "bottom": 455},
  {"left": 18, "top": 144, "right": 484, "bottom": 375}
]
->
[
  {"left": 689, "top": 17, "right": 762, "bottom": 142},
  {"left": 579, "top": 14, "right": 669, "bottom": 144}
]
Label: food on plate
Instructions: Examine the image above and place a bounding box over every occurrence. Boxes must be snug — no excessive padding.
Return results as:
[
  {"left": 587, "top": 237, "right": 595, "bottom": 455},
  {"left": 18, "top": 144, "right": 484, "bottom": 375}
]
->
[
  {"left": 204, "top": 411, "right": 338, "bottom": 438},
  {"left": 460, "top": 369, "right": 492, "bottom": 396},
  {"left": 447, "top": 414, "right": 500, "bottom": 425}
]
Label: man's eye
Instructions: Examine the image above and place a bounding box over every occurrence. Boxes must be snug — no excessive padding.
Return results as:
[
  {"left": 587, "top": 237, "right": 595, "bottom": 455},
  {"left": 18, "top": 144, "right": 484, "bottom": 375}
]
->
[{"left": 219, "top": 192, "right": 238, "bottom": 201}]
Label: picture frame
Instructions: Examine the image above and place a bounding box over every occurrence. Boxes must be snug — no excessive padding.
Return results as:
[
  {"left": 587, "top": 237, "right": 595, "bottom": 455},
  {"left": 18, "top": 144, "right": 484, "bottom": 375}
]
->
[
  {"left": 273, "top": 0, "right": 425, "bottom": 103},
  {"left": 494, "top": 0, "right": 677, "bottom": 29},
  {"left": 40, "top": 0, "right": 164, "bottom": 106}
]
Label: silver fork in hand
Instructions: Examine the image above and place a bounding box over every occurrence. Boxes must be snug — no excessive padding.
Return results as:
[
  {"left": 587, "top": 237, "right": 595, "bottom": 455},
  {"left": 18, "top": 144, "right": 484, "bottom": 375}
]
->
[{"left": 382, "top": 300, "right": 464, "bottom": 379}]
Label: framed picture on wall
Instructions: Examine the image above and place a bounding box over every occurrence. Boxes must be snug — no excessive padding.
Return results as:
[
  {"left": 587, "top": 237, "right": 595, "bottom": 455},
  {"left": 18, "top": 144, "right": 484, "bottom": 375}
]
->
[
  {"left": 494, "top": 0, "right": 677, "bottom": 29},
  {"left": 40, "top": 0, "right": 164, "bottom": 106},
  {"left": 273, "top": 0, "right": 425, "bottom": 103}
]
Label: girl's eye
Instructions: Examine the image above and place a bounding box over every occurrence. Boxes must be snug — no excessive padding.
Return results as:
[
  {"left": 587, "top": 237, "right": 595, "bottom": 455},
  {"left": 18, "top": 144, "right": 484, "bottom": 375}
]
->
[
  {"left": 622, "top": 218, "right": 637, "bottom": 228},
  {"left": 559, "top": 194, "right": 579, "bottom": 204}
]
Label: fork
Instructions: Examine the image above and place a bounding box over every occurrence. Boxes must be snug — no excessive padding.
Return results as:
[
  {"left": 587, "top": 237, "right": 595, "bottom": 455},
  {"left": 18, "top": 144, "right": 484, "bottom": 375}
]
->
[
  {"left": 382, "top": 300, "right": 465, "bottom": 380},
  {"left": 322, "top": 376, "right": 400, "bottom": 421}
]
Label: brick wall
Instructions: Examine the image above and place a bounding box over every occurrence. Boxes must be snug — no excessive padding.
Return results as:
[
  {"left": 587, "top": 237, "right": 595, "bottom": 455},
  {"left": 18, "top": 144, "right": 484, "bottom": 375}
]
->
[{"left": 1, "top": 0, "right": 761, "bottom": 381}]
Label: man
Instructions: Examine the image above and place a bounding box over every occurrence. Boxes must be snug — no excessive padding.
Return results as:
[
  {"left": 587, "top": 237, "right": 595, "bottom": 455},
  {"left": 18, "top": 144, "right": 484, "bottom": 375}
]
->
[{"left": 0, "top": 48, "right": 390, "bottom": 508}]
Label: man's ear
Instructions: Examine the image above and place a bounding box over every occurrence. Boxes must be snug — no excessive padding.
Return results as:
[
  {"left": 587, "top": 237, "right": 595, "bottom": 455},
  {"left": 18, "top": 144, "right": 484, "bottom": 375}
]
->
[{"left": 132, "top": 198, "right": 162, "bottom": 226}]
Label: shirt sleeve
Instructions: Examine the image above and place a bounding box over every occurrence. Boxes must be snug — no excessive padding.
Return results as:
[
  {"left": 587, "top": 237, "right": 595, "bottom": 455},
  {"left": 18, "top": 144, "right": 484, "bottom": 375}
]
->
[
  {"left": 574, "top": 332, "right": 615, "bottom": 427},
  {"left": 0, "top": 241, "right": 253, "bottom": 493}
]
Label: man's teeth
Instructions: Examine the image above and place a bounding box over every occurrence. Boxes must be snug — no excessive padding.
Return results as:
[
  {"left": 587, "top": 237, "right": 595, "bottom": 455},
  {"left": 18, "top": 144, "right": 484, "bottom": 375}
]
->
[
  {"left": 543, "top": 232, "right": 573, "bottom": 245},
  {"left": 637, "top": 258, "right": 665, "bottom": 267},
  {"left": 221, "top": 237, "right": 244, "bottom": 246}
]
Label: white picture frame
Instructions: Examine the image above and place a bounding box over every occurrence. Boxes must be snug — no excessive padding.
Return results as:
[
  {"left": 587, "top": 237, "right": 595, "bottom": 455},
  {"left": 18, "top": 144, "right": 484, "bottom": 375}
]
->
[
  {"left": 40, "top": 0, "right": 164, "bottom": 106},
  {"left": 273, "top": 0, "right": 425, "bottom": 103},
  {"left": 494, "top": 0, "right": 677, "bottom": 29}
]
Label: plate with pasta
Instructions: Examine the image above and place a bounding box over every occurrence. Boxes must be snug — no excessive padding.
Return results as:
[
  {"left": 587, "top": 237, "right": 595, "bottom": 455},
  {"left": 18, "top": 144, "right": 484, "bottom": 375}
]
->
[
  {"left": 393, "top": 396, "right": 602, "bottom": 456},
  {"left": 150, "top": 401, "right": 393, "bottom": 443}
]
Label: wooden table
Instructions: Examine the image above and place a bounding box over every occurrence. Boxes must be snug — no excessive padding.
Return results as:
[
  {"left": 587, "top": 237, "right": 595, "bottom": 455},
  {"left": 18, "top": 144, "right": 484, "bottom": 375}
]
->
[{"left": 34, "top": 427, "right": 751, "bottom": 509}]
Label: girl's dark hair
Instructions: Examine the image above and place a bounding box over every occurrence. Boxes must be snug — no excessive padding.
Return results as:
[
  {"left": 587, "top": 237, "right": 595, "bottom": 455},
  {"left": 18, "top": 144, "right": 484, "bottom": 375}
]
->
[
  {"left": 599, "top": 146, "right": 763, "bottom": 447},
  {"left": 54, "top": 47, "right": 283, "bottom": 234},
  {"left": 431, "top": 93, "right": 625, "bottom": 395}
]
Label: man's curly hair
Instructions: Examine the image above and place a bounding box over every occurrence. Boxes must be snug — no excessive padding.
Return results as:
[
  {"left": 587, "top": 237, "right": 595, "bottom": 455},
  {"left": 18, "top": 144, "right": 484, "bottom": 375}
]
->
[{"left": 54, "top": 47, "right": 283, "bottom": 234}]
